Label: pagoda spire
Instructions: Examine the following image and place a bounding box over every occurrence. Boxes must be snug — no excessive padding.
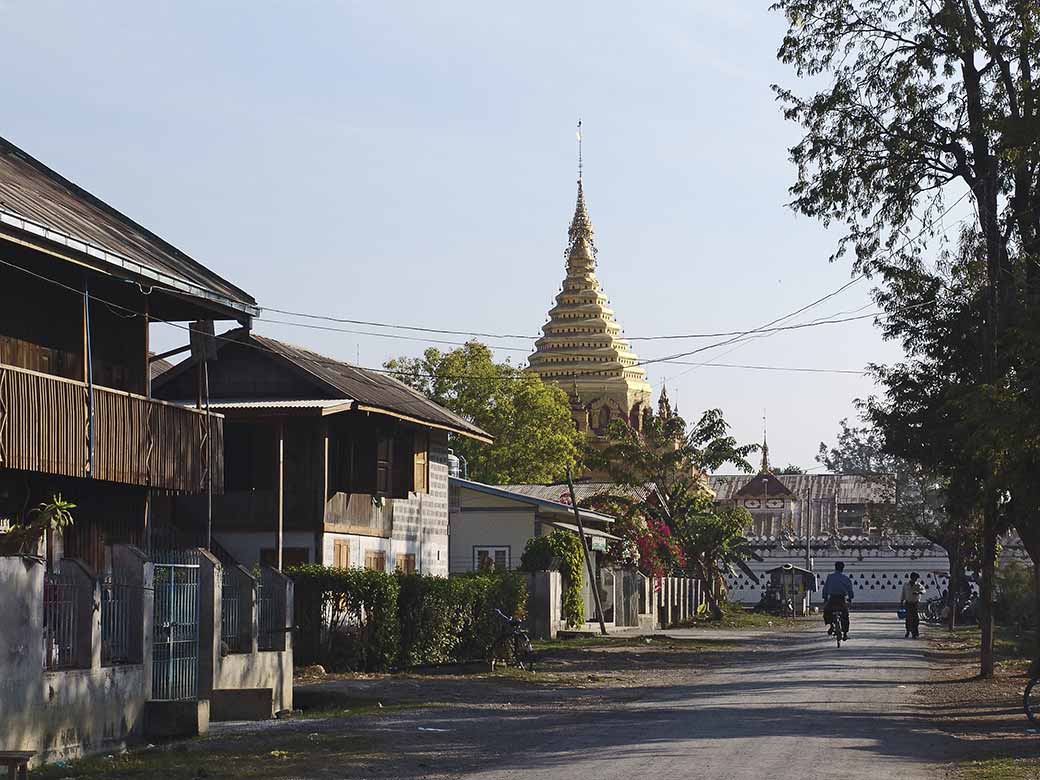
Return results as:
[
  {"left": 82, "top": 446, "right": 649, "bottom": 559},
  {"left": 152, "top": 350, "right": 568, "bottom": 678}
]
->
[
  {"left": 566, "top": 121, "right": 596, "bottom": 272},
  {"left": 760, "top": 413, "right": 771, "bottom": 473}
]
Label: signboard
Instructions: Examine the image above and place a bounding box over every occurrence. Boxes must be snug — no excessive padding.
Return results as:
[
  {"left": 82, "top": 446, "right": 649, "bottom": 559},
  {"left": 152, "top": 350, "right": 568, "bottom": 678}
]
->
[{"left": 589, "top": 536, "right": 607, "bottom": 552}]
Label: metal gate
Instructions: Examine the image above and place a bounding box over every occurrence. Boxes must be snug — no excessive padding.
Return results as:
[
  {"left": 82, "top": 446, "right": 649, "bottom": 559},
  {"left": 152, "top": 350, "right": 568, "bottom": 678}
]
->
[{"left": 152, "top": 562, "right": 200, "bottom": 700}]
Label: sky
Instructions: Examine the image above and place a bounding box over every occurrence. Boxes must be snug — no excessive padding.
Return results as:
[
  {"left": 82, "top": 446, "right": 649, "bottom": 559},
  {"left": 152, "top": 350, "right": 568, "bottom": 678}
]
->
[{"left": 0, "top": 1, "right": 927, "bottom": 470}]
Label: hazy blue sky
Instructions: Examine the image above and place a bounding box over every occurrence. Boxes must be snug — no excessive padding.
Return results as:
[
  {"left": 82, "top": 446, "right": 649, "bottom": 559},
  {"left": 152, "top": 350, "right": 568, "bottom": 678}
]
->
[{"left": 1, "top": 1, "right": 933, "bottom": 469}]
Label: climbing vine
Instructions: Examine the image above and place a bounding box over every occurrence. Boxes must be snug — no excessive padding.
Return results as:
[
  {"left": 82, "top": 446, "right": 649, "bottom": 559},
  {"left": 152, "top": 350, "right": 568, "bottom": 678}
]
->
[{"left": 520, "top": 530, "right": 586, "bottom": 629}]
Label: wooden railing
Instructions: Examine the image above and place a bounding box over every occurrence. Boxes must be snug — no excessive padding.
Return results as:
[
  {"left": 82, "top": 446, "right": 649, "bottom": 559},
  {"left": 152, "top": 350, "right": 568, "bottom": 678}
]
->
[{"left": 0, "top": 362, "right": 222, "bottom": 493}]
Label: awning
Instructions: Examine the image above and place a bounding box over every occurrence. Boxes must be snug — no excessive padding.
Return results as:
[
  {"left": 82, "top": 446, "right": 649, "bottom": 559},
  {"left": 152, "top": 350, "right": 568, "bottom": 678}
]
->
[
  {"left": 176, "top": 398, "right": 354, "bottom": 416},
  {"left": 541, "top": 520, "right": 621, "bottom": 541}
]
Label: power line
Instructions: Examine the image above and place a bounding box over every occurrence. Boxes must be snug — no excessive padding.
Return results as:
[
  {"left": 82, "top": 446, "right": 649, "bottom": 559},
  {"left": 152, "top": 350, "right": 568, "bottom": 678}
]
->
[{"left": 1, "top": 254, "right": 877, "bottom": 386}]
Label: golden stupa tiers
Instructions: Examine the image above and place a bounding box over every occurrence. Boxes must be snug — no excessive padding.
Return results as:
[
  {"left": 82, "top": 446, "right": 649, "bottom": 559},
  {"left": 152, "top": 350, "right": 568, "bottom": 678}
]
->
[{"left": 527, "top": 175, "right": 653, "bottom": 437}]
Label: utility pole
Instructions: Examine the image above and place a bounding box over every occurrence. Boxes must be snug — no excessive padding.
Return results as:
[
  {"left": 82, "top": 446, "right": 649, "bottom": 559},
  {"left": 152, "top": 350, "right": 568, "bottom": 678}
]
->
[{"left": 566, "top": 468, "right": 607, "bottom": 635}]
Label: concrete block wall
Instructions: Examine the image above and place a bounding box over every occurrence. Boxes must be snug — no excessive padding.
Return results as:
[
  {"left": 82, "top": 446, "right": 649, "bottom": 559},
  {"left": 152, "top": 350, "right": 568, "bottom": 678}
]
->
[
  {"left": 390, "top": 432, "right": 450, "bottom": 577},
  {"left": 0, "top": 548, "right": 152, "bottom": 765}
]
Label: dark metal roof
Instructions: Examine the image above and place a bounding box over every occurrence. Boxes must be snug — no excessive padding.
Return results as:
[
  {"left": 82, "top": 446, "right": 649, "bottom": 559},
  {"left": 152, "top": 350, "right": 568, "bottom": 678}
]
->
[
  {"left": 709, "top": 473, "right": 893, "bottom": 504},
  {"left": 150, "top": 329, "right": 491, "bottom": 441},
  {"left": 149, "top": 354, "right": 174, "bottom": 380},
  {"left": 733, "top": 472, "right": 795, "bottom": 498},
  {"left": 0, "top": 136, "right": 256, "bottom": 316},
  {"left": 247, "top": 333, "right": 490, "bottom": 441}
]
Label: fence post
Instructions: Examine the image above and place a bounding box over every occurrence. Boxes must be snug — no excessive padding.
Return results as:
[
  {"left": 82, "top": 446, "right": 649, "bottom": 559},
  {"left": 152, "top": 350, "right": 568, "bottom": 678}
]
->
[
  {"left": 60, "top": 559, "right": 100, "bottom": 670},
  {"left": 197, "top": 549, "right": 221, "bottom": 701},
  {"left": 112, "top": 545, "right": 149, "bottom": 664}
]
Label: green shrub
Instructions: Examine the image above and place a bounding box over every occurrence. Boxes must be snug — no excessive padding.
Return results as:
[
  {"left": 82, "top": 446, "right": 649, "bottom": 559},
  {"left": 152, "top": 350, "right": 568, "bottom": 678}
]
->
[
  {"left": 289, "top": 565, "right": 527, "bottom": 671},
  {"left": 396, "top": 574, "right": 456, "bottom": 667},
  {"left": 995, "top": 560, "right": 1036, "bottom": 629},
  {"left": 520, "top": 530, "right": 585, "bottom": 629},
  {"left": 288, "top": 565, "right": 399, "bottom": 672}
]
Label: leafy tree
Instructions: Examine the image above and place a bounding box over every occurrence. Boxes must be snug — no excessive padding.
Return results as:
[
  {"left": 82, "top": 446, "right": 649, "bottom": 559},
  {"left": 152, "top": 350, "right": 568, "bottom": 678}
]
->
[
  {"left": 773, "top": 0, "right": 1040, "bottom": 677},
  {"left": 776, "top": 464, "right": 806, "bottom": 475},
  {"left": 648, "top": 483, "right": 759, "bottom": 618},
  {"left": 589, "top": 407, "right": 759, "bottom": 617},
  {"left": 385, "top": 343, "right": 583, "bottom": 484},
  {"left": 588, "top": 408, "right": 756, "bottom": 497},
  {"left": 819, "top": 416, "right": 981, "bottom": 627}
]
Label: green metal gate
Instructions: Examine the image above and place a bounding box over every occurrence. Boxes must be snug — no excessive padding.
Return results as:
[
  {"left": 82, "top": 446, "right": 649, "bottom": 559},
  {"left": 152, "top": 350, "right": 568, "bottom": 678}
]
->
[{"left": 152, "top": 562, "right": 200, "bottom": 700}]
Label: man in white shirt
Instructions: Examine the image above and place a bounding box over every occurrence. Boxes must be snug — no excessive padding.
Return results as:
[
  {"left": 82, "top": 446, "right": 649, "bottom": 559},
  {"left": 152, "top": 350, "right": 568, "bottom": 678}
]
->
[{"left": 901, "top": 572, "right": 927, "bottom": 639}]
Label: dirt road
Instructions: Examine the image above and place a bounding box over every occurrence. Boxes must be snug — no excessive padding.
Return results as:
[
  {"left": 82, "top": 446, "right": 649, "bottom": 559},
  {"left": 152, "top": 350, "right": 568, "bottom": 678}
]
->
[{"left": 219, "top": 612, "right": 959, "bottom": 779}]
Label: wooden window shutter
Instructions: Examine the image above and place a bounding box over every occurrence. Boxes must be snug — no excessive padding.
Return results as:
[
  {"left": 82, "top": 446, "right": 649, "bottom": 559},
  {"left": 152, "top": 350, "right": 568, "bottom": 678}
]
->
[
  {"left": 334, "top": 540, "right": 350, "bottom": 569},
  {"left": 376, "top": 434, "right": 393, "bottom": 497},
  {"left": 413, "top": 431, "right": 429, "bottom": 494}
]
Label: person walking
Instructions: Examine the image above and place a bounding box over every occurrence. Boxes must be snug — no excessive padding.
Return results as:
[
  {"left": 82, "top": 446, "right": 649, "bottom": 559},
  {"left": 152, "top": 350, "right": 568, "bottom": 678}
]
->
[{"left": 901, "top": 572, "right": 927, "bottom": 639}]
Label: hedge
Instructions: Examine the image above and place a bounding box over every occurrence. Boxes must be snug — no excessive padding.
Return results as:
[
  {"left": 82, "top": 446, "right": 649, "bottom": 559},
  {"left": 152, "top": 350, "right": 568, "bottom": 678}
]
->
[{"left": 289, "top": 565, "right": 527, "bottom": 672}]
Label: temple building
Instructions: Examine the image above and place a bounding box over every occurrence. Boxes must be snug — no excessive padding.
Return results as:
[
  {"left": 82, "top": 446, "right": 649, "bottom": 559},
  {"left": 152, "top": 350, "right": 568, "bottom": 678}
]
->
[{"left": 526, "top": 174, "right": 653, "bottom": 438}]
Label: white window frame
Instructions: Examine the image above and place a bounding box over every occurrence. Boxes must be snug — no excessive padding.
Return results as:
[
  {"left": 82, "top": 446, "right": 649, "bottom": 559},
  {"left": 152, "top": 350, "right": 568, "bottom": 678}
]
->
[{"left": 473, "top": 546, "right": 510, "bottom": 572}]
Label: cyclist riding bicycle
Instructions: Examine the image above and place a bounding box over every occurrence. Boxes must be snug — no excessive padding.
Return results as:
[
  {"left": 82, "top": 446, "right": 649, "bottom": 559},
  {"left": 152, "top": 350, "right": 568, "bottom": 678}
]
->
[{"left": 822, "top": 561, "right": 854, "bottom": 641}]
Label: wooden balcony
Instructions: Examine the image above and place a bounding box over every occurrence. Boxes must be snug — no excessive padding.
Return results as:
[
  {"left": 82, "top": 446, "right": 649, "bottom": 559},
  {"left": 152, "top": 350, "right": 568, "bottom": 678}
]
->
[{"left": 0, "top": 362, "right": 222, "bottom": 492}]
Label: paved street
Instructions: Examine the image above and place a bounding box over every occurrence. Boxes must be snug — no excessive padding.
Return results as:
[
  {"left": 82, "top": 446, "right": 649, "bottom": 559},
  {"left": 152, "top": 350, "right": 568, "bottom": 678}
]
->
[{"left": 327, "top": 612, "right": 951, "bottom": 779}]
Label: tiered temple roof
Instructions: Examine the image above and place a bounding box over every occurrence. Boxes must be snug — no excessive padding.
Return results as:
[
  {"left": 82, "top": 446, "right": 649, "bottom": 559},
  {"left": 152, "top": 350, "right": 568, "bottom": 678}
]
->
[{"left": 526, "top": 178, "right": 652, "bottom": 418}]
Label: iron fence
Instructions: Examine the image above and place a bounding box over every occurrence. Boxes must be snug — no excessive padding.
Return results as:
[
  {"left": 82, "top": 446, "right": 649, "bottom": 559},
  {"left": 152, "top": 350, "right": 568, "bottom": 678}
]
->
[
  {"left": 221, "top": 567, "right": 252, "bottom": 653},
  {"left": 257, "top": 579, "right": 277, "bottom": 651},
  {"left": 152, "top": 563, "right": 200, "bottom": 700},
  {"left": 100, "top": 573, "right": 132, "bottom": 665},
  {"left": 43, "top": 571, "right": 81, "bottom": 670}
]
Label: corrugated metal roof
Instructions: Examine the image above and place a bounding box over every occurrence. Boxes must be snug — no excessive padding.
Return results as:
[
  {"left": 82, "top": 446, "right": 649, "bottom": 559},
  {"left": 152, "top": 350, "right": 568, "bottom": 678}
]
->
[
  {"left": 709, "top": 474, "right": 893, "bottom": 503},
  {"left": 0, "top": 136, "right": 256, "bottom": 314},
  {"left": 149, "top": 355, "right": 174, "bottom": 380},
  {"left": 452, "top": 478, "right": 616, "bottom": 523},
  {"left": 540, "top": 520, "right": 621, "bottom": 541},
  {"left": 497, "top": 482, "right": 655, "bottom": 504},
  {"left": 199, "top": 398, "right": 353, "bottom": 411},
  {"left": 734, "top": 472, "right": 795, "bottom": 498},
  {"left": 248, "top": 333, "right": 491, "bottom": 441}
]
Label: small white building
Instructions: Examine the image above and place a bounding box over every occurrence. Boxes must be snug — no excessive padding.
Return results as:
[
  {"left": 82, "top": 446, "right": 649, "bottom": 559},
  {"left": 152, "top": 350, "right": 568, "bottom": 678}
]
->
[{"left": 447, "top": 478, "right": 618, "bottom": 574}]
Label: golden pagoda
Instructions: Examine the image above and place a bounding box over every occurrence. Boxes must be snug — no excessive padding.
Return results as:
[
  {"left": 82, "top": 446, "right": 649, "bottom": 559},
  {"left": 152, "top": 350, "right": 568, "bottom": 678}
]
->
[{"left": 526, "top": 172, "right": 653, "bottom": 438}]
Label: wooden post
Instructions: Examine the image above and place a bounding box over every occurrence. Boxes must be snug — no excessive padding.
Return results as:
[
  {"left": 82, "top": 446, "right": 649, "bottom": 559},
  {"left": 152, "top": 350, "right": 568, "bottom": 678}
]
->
[
  {"left": 566, "top": 468, "right": 607, "bottom": 635},
  {"left": 277, "top": 421, "right": 285, "bottom": 570}
]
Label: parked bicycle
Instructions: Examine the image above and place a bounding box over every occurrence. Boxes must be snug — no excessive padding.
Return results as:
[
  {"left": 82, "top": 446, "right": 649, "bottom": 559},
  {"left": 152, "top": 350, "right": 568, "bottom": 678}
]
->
[
  {"left": 490, "top": 608, "right": 536, "bottom": 672},
  {"left": 1025, "top": 670, "right": 1040, "bottom": 726}
]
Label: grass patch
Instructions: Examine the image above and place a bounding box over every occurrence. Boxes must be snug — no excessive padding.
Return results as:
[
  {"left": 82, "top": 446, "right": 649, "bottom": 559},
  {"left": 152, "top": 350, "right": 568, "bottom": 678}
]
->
[
  {"left": 31, "top": 732, "right": 379, "bottom": 780},
  {"left": 674, "top": 603, "right": 800, "bottom": 630},
  {"left": 959, "top": 757, "right": 1040, "bottom": 780},
  {"left": 293, "top": 687, "right": 423, "bottom": 718}
]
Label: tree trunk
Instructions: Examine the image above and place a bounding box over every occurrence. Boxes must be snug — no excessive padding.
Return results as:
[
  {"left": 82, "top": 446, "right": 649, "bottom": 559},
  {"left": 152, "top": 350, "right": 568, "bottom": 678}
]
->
[
  {"left": 947, "top": 547, "right": 959, "bottom": 632},
  {"left": 980, "top": 497, "right": 998, "bottom": 678}
]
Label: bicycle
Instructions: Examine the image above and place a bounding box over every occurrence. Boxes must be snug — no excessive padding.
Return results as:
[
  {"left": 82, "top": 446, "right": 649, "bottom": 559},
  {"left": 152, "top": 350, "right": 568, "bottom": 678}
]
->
[
  {"left": 824, "top": 597, "right": 849, "bottom": 648},
  {"left": 491, "top": 608, "right": 536, "bottom": 672},
  {"left": 1025, "top": 671, "right": 1040, "bottom": 726}
]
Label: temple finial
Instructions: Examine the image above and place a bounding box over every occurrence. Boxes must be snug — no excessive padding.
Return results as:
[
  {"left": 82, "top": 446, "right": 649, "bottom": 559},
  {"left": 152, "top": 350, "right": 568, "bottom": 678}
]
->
[
  {"left": 761, "top": 411, "right": 771, "bottom": 473},
  {"left": 658, "top": 383, "right": 671, "bottom": 418},
  {"left": 566, "top": 121, "right": 595, "bottom": 268}
]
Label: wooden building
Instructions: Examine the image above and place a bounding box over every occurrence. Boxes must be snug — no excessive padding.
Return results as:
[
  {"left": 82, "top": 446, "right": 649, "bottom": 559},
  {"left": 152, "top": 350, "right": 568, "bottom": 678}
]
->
[
  {"left": 153, "top": 329, "right": 492, "bottom": 574},
  {"left": 0, "top": 136, "right": 257, "bottom": 570}
]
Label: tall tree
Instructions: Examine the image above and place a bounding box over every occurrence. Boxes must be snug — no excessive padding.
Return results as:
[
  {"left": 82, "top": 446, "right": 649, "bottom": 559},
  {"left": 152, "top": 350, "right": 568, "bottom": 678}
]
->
[
  {"left": 819, "top": 416, "right": 982, "bottom": 628},
  {"left": 385, "top": 343, "right": 583, "bottom": 484},
  {"left": 773, "top": 0, "right": 1040, "bottom": 676}
]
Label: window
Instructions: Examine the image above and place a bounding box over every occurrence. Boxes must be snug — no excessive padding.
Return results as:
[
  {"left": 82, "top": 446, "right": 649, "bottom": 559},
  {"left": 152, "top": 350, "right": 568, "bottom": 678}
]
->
[
  {"left": 413, "top": 431, "right": 429, "bottom": 494},
  {"left": 395, "top": 553, "right": 416, "bottom": 574},
  {"left": 333, "top": 540, "right": 350, "bottom": 570},
  {"left": 260, "top": 547, "right": 310, "bottom": 569},
  {"left": 365, "top": 550, "right": 387, "bottom": 572},
  {"left": 474, "top": 546, "right": 509, "bottom": 572}
]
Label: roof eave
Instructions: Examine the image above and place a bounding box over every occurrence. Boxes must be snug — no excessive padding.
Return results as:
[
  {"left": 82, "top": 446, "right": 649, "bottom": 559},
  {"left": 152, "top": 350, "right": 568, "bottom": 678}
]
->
[{"left": 0, "top": 210, "right": 258, "bottom": 320}]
